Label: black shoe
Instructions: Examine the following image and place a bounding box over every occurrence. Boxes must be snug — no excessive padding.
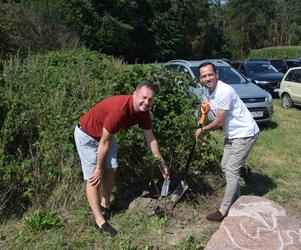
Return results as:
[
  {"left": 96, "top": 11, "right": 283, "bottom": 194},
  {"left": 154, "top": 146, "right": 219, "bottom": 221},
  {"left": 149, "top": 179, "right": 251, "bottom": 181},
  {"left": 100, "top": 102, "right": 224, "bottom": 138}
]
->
[
  {"left": 206, "top": 210, "right": 225, "bottom": 222},
  {"left": 100, "top": 206, "right": 111, "bottom": 220},
  {"left": 95, "top": 222, "right": 118, "bottom": 236}
]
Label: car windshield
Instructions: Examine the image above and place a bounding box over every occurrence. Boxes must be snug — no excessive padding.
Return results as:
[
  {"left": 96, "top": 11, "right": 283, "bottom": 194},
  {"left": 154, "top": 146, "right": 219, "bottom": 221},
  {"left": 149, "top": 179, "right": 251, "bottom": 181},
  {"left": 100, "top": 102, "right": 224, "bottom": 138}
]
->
[
  {"left": 246, "top": 62, "right": 278, "bottom": 74},
  {"left": 191, "top": 66, "right": 248, "bottom": 84}
]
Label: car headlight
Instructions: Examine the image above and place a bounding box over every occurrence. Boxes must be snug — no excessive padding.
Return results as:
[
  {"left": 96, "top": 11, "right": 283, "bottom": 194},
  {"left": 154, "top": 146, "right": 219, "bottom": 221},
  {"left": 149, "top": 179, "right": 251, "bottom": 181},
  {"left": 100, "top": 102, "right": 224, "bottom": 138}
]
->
[
  {"left": 265, "top": 93, "right": 273, "bottom": 103},
  {"left": 255, "top": 80, "right": 270, "bottom": 85}
]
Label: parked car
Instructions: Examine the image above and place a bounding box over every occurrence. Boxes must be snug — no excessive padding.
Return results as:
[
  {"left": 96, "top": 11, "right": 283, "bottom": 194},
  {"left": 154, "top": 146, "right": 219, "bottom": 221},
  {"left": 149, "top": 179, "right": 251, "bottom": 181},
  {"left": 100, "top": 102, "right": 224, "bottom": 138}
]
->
[
  {"left": 285, "top": 58, "right": 301, "bottom": 69},
  {"left": 165, "top": 59, "right": 273, "bottom": 124},
  {"left": 231, "top": 60, "right": 284, "bottom": 95},
  {"left": 279, "top": 66, "right": 301, "bottom": 108},
  {"left": 248, "top": 58, "right": 288, "bottom": 73}
]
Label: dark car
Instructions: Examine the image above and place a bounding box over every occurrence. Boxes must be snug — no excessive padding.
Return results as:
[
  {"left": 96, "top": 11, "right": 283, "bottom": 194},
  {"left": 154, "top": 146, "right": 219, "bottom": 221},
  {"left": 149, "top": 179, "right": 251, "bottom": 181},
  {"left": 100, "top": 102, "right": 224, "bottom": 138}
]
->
[
  {"left": 285, "top": 58, "right": 301, "bottom": 69},
  {"left": 232, "top": 60, "right": 284, "bottom": 95},
  {"left": 249, "top": 58, "right": 288, "bottom": 73},
  {"left": 165, "top": 59, "right": 273, "bottom": 124}
]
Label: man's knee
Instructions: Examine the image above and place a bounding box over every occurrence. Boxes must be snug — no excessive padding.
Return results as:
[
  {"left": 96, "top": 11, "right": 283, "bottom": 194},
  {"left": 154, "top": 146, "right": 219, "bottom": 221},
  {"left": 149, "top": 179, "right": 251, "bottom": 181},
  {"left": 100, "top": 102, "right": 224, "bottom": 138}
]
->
[{"left": 225, "top": 170, "right": 240, "bottom": 182}]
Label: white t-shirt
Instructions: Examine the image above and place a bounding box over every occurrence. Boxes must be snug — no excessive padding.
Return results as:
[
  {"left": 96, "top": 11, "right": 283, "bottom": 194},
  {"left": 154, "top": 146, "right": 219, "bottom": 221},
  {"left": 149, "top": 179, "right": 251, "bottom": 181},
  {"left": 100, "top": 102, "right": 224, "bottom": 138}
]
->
[{"left": 208, "top": 80, "right": 259, "bottom": 139}]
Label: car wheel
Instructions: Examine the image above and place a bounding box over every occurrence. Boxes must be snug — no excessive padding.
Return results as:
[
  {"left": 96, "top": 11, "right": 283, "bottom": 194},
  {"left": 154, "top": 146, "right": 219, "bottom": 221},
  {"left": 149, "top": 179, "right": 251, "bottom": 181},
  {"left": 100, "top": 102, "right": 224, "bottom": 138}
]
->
[{"left": 281, "top": 93, "right": 293, "bottom": 109}]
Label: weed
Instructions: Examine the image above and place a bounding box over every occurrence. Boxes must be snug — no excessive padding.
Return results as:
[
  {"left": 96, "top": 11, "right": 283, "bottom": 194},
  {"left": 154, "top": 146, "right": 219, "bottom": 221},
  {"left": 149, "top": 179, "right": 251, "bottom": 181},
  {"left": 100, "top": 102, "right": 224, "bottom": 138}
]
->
[
  {"left": 176, "top": 234, "right": 203, "bottom": 250},
  {"left": 147, "top": 216, "right": 168, "bottom": 233},
  {"left": 22, "top": 210, "right": 64, "bottom": 233}
]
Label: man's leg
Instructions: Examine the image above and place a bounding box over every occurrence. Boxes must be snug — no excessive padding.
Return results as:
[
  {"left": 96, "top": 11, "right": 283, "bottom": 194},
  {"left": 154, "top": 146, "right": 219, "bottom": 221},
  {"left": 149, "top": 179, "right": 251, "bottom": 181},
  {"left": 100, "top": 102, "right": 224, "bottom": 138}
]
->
[
  {"left": 206, "top": 135, "right": 258, "bottom": 222},
  {"left": 101, "top": 168, "right": 117, "bottom": 208},
  {"left": 220, "top": 136, "right": 258, "bottom": 214},
  {"left": 219, "top": 138, "right": 235, "bottom": 216},
  {"left": 74, "top": 127, "right": 117, "bottom": 235},
  {"left": 100, "top": 137, "right": 118, "bottom": 217},
  {"left": 86, "top": 182, "right": 106, "bottom": 226}
]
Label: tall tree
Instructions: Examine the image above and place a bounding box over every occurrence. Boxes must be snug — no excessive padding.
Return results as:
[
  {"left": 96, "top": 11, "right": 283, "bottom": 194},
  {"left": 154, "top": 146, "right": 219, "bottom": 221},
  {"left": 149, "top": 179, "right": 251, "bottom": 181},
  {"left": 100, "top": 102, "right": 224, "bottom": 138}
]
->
[
  {"left": 272, "top": 0, "right": 301, "bottom": 46},
  {"left": 202, "top": 0, "right": 232, "bottom": 59},
  {"left": 224, "top": 0, "right": 273, "bottom": 58}
]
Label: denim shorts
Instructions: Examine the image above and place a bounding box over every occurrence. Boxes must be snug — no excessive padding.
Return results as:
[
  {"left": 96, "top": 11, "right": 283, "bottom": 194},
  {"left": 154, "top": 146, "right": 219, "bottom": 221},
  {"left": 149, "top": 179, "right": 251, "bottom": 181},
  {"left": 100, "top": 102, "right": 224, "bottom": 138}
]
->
[{"left": 74, "top": 126, "right": 118, "bottom": 180}]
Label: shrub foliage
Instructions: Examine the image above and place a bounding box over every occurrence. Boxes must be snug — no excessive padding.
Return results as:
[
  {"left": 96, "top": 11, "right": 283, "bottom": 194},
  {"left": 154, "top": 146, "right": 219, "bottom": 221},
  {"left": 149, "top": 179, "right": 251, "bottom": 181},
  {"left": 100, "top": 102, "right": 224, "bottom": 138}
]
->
[
  {"left": 249, "top": 46, "right": 301, "bottom": 59},
  {"left": 0, "top": 48, "right": 221, "bottom": 216}
]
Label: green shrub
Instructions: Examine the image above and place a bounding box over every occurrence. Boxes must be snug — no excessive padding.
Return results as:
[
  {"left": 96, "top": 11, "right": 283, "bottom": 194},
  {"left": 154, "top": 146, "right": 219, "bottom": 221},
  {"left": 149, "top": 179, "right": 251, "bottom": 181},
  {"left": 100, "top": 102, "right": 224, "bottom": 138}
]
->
[
  {"left": 0, "top": 48, "right": 124, "bottom": 212},
  {"left": 0, "top": 48, "right": 221, "bottom": 216},
  {"left": 249, "top": 46, "right": 301, "bottom": 59},
  {"left": 22, "top": 210, "right": 64, "bottom": 233}
]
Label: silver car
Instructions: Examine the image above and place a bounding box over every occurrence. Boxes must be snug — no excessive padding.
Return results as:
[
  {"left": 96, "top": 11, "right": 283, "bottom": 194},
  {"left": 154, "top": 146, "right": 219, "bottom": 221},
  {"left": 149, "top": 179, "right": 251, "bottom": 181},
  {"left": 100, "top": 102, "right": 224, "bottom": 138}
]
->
[{"left": 165, "top": 59, "right": 273, "bottom": 124}]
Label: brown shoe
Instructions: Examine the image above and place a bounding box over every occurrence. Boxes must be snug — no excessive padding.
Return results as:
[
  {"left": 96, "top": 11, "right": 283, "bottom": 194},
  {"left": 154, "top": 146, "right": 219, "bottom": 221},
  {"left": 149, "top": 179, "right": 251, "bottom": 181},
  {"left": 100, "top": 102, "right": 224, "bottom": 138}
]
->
[{"left": 206, "top": 210, "right": 225, "bottom": 222}]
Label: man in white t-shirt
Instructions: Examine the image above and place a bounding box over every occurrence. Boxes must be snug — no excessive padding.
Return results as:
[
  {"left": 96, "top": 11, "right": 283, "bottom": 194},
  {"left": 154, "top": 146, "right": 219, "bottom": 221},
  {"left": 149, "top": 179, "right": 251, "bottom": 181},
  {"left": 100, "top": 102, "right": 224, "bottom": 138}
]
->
[{"left": 195, "top": 62, "right": 259, "bottom": 221}]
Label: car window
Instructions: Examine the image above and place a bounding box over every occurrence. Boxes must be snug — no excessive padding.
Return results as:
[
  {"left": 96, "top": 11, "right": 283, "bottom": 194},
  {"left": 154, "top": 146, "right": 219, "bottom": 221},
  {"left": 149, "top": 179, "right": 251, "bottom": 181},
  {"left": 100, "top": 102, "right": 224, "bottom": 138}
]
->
[
  {"left": 178, "top": 66, "right": 192, "bottom": 77},
  {"left": 285, "top": 70, "right": 295, "bottom": 81},
  {"left": 191, "top": 67, "right": 200, "bottom": 79},
  {"left": 286, "top": 60, "right": 301, "bottom": 68},
  {"left": 165, "top": 65, "right": 179, "bottom": 72},
  {"left": 293, "top": 69, "right": 301, "bottom": 83},
  {"left": 216, "top": 66, "right": 247, "bottom": 84},
  {"left": 285, "top": 69, "right": 301, "bottom": 83},
  {"left": 239, "top": 64, "right": 246, "bottom": 75},
  {"left": 270, "top": 60, "right": 287, "bottom": 73},
  {"left": 246, "top": 62, "right": 278, "bottom": 74},
  {"left": 231, "top": 62, "right": 240, "bottom": 69}
]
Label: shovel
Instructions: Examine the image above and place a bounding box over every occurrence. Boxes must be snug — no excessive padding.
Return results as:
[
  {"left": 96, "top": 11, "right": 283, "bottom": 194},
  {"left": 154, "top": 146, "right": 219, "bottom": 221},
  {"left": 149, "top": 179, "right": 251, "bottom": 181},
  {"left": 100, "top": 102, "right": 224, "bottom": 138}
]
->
[
  {"left": 160, "top": 179, "right": 170, "bottom": 197},
  {"left": 170, "top": 102, "right": 210, "bottom": 206}
]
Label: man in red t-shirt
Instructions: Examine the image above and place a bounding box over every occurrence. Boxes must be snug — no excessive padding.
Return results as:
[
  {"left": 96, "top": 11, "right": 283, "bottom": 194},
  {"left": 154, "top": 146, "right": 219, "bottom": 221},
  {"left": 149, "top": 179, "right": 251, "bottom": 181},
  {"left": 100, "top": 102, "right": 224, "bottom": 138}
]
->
[{"left": 74, "top": 83, "right": 170, "bottom": 236}]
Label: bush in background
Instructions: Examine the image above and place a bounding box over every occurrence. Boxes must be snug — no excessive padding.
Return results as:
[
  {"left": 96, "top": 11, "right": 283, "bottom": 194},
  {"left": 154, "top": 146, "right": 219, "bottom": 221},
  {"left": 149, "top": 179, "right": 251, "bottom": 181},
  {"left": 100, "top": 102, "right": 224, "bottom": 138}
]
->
[
  {"left": 249, "top": 46, "right": 301, "bottom": 59},
  {"left": 0, "top": 48, "right": 221, "bottom": 217}
]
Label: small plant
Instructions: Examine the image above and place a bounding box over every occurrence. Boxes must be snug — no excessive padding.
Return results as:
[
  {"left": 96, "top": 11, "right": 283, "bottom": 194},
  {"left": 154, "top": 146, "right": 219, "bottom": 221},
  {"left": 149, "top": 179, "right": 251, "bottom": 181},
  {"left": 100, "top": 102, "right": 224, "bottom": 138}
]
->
[
  {"left": 177, "top": 234, "right": 204, "bottom": 250},
  {"left": 147, "top": 216, "right": 168, "bottom": 232},
  {"left": 22, "top": 210, "right": 64, "bottom": 233}
]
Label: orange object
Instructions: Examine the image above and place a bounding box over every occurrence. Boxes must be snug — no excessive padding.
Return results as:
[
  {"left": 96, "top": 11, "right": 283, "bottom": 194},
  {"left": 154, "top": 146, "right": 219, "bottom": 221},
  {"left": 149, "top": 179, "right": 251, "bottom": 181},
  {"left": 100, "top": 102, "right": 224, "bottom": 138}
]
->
[{"left": 199, "top": 101, "right": 210, "bottom": 126}]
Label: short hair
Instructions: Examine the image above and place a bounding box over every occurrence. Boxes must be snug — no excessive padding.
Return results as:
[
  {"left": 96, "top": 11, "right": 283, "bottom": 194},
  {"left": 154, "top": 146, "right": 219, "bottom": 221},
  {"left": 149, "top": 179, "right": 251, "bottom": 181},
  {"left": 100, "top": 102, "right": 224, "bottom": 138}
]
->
[
  {"left": 135, "top": 83, "right": 157, "bottom": 93},
  {"left": 198, "top": 62, "right": 217, "bottom": 74}
]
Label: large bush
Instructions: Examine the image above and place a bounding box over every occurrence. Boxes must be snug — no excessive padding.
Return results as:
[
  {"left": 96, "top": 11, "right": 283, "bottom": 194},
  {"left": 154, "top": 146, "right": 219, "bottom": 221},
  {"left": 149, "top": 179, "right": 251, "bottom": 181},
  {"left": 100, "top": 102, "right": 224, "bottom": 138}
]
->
[
  {"left": 0, "top": 48, "right": 221, "bottom": 216},
  {"left": 248, "top": 46, "right": 301, "bottom": 59}
]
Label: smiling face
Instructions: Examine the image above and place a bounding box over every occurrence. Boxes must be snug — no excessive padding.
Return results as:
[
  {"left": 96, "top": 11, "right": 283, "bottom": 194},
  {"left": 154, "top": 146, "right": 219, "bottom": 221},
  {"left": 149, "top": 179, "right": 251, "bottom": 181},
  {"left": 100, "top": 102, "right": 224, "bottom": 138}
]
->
[
  {"left": 198, "top": 64, "right": 218, "bottom": 93},
  {"left": 133, "top": 85, "right": 155, "bottom": 112}
]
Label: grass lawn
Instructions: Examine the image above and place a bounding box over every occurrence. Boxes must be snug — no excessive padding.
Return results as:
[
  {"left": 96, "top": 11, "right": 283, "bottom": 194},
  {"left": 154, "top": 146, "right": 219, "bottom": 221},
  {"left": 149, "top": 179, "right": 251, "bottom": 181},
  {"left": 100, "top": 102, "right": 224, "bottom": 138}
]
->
[{"left": 0, "top": 99, "right": 300, "bottom": 250}]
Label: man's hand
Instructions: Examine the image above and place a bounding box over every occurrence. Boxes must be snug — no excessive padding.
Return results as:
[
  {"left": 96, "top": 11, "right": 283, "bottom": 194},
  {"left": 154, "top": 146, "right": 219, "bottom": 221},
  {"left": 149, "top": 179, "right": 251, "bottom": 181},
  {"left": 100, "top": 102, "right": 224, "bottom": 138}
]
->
[
  {"left": 88, "top": 168, "right": 103, "bottom": 187},
  {"left": 194, "top": 128, "right": 203, "bottom": 141},
  {"left": 159, "top": 164, "right": 170, "bottom": 180},
  {"left": 200, "top": 101, "right": 211, "bottom": 114}
]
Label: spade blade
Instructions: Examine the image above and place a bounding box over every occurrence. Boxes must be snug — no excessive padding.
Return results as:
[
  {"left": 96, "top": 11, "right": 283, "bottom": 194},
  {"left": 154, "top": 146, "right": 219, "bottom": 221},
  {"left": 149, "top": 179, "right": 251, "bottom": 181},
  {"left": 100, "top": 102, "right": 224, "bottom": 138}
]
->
[{"left": 160, "top": 180, "right": 170, "bottom": 197}]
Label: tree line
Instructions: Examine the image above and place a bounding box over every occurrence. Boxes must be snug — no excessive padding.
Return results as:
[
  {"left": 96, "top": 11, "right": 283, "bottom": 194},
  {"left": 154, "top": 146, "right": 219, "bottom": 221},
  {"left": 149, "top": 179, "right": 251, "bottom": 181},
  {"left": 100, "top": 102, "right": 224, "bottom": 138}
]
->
[{"left": 1, "top": 0, "right": 301, "bottom": 62}]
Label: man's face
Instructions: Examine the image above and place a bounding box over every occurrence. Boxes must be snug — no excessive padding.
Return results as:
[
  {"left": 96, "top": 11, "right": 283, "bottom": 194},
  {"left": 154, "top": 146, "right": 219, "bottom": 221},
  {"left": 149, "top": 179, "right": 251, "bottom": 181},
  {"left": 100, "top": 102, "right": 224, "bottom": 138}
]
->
[
  {"left": 198, "top": 65, "right": 218, "bottom": 92},
  {"left": 133, "top": 86, "right": 155, "bottom": 112}
]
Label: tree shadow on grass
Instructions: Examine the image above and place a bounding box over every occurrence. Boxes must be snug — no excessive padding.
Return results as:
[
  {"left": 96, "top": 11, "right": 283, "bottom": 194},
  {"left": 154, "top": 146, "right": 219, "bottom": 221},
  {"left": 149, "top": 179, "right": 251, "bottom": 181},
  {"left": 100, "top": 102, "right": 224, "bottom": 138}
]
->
[{"left": 240, "top": 165, "right": 277, "bottom": 196}]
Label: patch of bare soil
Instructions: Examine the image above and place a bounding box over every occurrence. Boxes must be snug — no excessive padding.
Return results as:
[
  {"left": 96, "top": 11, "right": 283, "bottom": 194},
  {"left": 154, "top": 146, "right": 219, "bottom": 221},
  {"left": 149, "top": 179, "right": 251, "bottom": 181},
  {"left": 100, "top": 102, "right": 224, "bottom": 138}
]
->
[{"left": 128, "top": 191, "right": 222, "bottom": 247}]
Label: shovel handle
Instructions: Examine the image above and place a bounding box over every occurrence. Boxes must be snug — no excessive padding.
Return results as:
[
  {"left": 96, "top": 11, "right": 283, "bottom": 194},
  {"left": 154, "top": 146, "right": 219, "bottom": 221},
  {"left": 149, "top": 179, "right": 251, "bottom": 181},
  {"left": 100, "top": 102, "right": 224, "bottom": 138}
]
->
[
  {"left": 183, "top": 101, "right": 210, "bottom": 178},
  {"left": 199, "top": 101, "right": 210, "bottom": 126}
]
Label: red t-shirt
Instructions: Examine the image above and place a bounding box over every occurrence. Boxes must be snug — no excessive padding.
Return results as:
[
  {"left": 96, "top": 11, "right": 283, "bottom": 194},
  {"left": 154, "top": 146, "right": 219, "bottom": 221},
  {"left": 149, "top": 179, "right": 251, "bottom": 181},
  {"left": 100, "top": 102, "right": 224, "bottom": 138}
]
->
[{"left": 79, "top": 95, "right": 152, "bottom": 139}]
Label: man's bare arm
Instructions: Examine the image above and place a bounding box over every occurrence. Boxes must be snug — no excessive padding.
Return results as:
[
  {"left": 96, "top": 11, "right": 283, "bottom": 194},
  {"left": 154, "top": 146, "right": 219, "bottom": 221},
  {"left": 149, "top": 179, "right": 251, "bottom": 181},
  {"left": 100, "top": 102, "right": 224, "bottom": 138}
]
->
[{"left": 143, "top": 129, "right": 170, "bottom": 180}]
